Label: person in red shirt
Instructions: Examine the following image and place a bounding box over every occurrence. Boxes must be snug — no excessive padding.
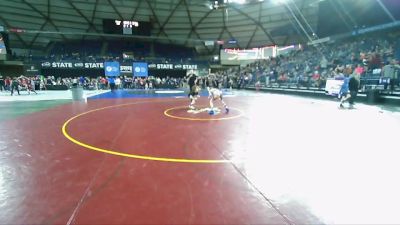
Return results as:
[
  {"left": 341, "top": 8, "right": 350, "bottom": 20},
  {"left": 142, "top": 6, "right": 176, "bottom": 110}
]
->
[
  {"left": 355, "top": 64, "right": 364, "bottom": 76},
  {"left": 5, "top": 77, "right": 11, "bottom": 91},
  {"left": 312, "top": 71, "right": 321, "bottom": 88},
  {"left": 20, "top": 77, "right": 27, "bottom": 90},
  {"left": 27, "top": 78, "right": 37, "bottom": 94},
  {"left": 100, "top": 77, "right": 107, "bottom": 89}
]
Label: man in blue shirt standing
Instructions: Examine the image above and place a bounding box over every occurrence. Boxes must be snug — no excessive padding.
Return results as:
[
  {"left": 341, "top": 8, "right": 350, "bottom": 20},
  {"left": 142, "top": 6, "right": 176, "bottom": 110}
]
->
[
  {"left": 108, "top": 76, "right": 115, "bottom": 92},
  {"left": 79, "top": 76, "right": 85, "bottom": 86}
]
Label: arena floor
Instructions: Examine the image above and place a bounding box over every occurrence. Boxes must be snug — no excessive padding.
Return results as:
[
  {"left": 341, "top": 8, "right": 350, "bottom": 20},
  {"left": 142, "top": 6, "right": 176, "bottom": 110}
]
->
[{"left": 1, "top": 89, "right": 400, "bottom": 224}]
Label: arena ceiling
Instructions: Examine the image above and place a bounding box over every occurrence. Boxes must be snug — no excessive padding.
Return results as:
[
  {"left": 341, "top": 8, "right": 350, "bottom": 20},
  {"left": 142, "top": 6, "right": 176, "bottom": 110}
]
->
[{"left": 0, "top": 0, "right": 319, "bottom": 53}]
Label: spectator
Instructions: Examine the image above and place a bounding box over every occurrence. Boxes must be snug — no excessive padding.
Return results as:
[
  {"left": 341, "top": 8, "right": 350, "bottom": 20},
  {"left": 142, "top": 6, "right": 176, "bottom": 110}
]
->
[
  {"left": 0, "top": 75, "right": 4, "bottom": 92},
  {"left": 11, "top": 78, "right": 20, "bottom": 96},
  {"left": 108, "top": 76, "right": 116, "bottom": 92}
]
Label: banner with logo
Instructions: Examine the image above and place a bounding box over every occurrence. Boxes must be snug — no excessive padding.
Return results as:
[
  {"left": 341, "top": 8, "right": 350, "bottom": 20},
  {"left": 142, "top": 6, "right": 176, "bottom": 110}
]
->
[
  {"left": 120, "top": 65, "right": 132, "bottom": 73},
  {"left": 104, "top": 61, "right": 120, "bottom": 76},
  {"left": 147, "top": 63, "right": 198, "bottom": 70},
  {"left": 40, "top": 61, "right": 199, "bottom": 71},
  {"left": 0, "top": 33, "right": 6, "bottom": 55},
  {"left": 24, "top": 64, "right": 39, "bottom": 75},
  {"left": 325, "top": 79, "right": 344, "bottom": 96},
  {"left": 41, "top": 61, "right": 104, "bottom": 69},
  {"left": 204, "top": 40, "right": 214, "bottom": 46},
  {"left": 133, "top": 62, "right": 148, "bottom": 77}
]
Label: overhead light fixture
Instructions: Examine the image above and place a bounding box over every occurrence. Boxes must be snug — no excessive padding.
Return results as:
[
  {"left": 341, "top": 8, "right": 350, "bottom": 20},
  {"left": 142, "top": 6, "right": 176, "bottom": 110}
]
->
[
  {"left": 210, "top": 0, "right": 228, "bottom": 9},
  {"left": 272, "top": 0, "right": 287, "bottom": 4},
  {"left": 229, "top": 0, "right": 246, "bottom": 4}
]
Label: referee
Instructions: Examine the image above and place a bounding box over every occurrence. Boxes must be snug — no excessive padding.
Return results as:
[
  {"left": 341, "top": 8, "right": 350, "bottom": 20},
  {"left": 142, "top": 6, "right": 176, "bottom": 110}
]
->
[
  {"left": 348, "top": 74, "right": 360, "bottom": 108},
  {"left": 188, "top": 73, "right": 197, "bottom": 91},
  {"left": 187, "top": 74, "right": 199, "bottom": 109}
]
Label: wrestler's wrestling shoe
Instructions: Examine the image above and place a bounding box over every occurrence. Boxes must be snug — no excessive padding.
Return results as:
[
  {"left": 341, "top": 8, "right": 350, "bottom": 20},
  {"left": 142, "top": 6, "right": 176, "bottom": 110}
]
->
[{"left": 225, "top": 107, "right": 229, "bottom": 113}]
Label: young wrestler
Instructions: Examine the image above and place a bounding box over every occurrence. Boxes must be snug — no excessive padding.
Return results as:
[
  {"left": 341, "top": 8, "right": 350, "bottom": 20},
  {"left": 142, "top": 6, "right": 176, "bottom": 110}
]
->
[{"left": 207, "top": 86, "right": 229, "bottom": 114}]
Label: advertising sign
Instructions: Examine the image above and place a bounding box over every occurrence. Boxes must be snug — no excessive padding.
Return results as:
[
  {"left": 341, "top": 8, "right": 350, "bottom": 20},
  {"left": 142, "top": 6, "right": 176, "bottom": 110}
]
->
[
  {"left": 104, "top": 61, "right": 120, "bottom": 76},
  {"left": 133, "top": 62, "right": 148, "bottom": 77},
  {"left": 325, "top": 79, "right": 344, "bottom": 96}
]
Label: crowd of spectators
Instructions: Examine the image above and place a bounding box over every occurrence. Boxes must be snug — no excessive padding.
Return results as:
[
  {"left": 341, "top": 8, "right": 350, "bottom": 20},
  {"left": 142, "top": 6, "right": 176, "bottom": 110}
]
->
[
  {"left": 0, "top": 75, "right": 40, "bottom": 95},
  {"left": 4, "top": 33, "right": 400, "bottom": 95},
  {"left": 74, "top": 76, "right": 186, "bottom": 90},
  {"left": 232, "top": 34, "right": 400, "bottom": 93},
  {"left": 0, "top": 74, "right": 192, "bottom": 96}
]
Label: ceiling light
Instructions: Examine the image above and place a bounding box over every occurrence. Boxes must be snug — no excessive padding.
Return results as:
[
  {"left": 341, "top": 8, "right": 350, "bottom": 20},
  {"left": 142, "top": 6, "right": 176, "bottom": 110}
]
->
[
  {"left": 229, "top": 0, "right": 246, "bottom": 4},
  {"left": 272, "top": 0, "right": 287, "bottom": 4}
]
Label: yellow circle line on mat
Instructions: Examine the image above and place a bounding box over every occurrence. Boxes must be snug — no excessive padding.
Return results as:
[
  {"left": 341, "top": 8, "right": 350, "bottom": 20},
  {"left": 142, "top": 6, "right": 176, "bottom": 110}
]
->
[
  {"left": 164, "top": 106, "right": 244, "bottom": 121},
  {"left": 61, "top": 101, "right": 231, "bottom": 163}
]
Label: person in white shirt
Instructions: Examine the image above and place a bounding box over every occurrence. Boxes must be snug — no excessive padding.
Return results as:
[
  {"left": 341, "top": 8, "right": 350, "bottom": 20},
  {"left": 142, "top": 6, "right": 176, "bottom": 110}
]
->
[
  {"left": 207, "top": 86, "right": 229, "bottom": 114},
  {"left": 115, "top": 77, "right": 121, "bottom": 89}
]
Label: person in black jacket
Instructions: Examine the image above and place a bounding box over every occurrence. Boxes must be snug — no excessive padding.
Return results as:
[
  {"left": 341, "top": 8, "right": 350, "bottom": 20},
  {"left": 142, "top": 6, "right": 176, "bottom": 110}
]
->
[
  {"left": 0, "top": 75, "right": 4, "bottom": 92},
  {"left": 348, "top": 75, "right": 360, "bottom": 108},
  {"left": 11, "top": 77, "right": 20, "bottom": 96},
  {"left": 187, "top": 74, "right": 200, "bottom": 109}
]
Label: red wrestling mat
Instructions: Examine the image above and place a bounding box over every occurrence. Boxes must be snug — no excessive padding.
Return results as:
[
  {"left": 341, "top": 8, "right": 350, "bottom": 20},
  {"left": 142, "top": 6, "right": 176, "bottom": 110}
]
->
[
  {"left": 0, "top": 98, "right": 292, "bottom": 225},
  {"left": 2, "top": 95, "right": 399, "bottom": 224}
]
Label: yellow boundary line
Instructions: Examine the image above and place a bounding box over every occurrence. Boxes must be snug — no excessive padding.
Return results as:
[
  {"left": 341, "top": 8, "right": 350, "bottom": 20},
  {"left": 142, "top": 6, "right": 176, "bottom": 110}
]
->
[
  {"left": 164, "top": 106, "right": 244, "bottom": 121},
  {"left": 62, "top": 101, "right": 235, "bottom": 163}
]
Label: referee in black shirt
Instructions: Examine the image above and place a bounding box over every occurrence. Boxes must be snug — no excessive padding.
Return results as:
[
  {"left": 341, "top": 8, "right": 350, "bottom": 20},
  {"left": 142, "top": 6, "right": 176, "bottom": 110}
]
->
[
  {"left": 348, "top": 75, "right": 360, "bottom": 108},
  {"left": 188, "top": 74, "right": 197, "bottom": 91}
]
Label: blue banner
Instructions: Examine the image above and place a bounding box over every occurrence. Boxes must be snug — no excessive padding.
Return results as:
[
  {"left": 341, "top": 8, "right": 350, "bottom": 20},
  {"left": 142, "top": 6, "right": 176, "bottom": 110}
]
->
[
  {"left": 104, "top": 61, "right": 120, "bottom": 76},
  {"left": 133, "top": 62, "right": 148, "bottom": 77}
]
